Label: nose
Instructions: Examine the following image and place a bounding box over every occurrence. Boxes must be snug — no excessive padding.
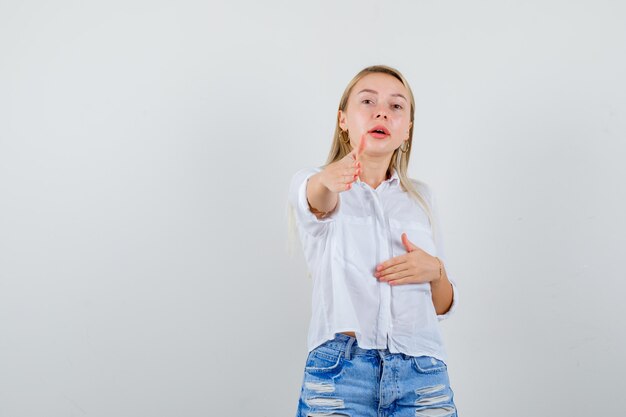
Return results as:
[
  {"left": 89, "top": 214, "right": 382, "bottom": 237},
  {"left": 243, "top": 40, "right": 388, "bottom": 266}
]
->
[{"left": 376, "top": 105, "right": 387, "bottom": 120}]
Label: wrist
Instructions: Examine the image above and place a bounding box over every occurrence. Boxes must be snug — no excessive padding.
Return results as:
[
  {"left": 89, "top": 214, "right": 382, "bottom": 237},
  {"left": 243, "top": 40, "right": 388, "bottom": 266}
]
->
[{"left": 431, "top": 257, "right": 444, "bottom": 285}]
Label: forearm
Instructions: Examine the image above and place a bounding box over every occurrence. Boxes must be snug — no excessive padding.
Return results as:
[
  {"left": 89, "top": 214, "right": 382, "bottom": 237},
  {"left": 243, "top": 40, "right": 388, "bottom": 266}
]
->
[
  {"left": 307, "top": 172, "right": 339, "bottom": 215},
  {"left": 430, "top": 262, "right": 454, "bottom": 315}
]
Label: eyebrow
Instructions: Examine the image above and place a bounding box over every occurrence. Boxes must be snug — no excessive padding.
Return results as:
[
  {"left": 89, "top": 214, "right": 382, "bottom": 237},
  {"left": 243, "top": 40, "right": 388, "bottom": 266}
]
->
[{"left": 357, "top": 89, "right": 407, "bottom": 102}]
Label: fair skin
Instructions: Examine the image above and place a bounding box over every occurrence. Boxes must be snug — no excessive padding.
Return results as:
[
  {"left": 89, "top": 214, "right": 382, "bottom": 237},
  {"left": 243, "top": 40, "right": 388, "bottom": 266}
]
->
[{"left": 306, "top": 73, "right": 453, "bottom": 336}]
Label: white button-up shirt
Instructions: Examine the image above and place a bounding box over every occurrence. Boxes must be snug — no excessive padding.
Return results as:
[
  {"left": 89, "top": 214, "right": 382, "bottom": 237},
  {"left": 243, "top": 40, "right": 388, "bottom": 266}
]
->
[{"left": 288, "top": 166, "right": 458, "bottom": 364}]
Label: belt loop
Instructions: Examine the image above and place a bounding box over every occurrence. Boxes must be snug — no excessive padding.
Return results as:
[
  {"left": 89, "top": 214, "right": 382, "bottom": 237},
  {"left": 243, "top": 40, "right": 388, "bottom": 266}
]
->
[{"left": 344, "top": 336, "right": 355, "bottom": 360}]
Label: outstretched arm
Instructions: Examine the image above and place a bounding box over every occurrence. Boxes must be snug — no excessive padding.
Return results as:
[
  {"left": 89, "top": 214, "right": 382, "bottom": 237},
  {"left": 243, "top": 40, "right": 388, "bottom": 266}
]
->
[{"left": 306, "top": 133, "right": 367, "bottom": 218}]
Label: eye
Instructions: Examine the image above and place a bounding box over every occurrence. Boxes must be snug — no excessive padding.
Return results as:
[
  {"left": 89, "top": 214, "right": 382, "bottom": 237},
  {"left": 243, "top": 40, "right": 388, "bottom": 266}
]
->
[
  {"left": 361, "top": 99, "right": 374, "bottom": 104},
  {"left": 392, "top": 104, "right": 403, "bottom": 110}
]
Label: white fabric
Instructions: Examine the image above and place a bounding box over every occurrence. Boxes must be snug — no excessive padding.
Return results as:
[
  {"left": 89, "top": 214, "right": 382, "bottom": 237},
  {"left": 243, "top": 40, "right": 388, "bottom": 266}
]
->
[{"left": 288, "top": 166, "right": 458, "bottom": 364}]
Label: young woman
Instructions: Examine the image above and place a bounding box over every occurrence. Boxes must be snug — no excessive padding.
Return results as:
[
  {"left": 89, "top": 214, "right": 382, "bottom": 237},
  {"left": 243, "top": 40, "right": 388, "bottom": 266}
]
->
[{"left": 288, "top": 65, "right": 458, "bottom": 417}]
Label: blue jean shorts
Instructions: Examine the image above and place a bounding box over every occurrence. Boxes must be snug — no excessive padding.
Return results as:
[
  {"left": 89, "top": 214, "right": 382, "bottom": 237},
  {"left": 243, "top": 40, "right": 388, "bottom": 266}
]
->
[{"left": 296, "top": 333, "right": 458, "bottom": 417}]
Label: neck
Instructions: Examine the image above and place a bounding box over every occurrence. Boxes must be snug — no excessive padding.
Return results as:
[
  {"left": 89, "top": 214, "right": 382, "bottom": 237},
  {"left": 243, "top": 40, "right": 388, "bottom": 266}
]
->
[{"left": 358, "top": 156, "right": 393, "bottom": 189}]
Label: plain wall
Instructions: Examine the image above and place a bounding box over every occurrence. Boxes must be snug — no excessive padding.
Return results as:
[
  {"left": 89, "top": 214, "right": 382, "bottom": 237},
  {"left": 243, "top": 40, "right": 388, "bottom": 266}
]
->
[{"left": 1, "top": 1, "right": 625, "bottom": 416}]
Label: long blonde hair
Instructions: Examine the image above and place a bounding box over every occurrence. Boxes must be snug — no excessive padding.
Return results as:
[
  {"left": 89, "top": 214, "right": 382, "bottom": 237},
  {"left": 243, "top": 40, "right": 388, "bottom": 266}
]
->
[{"left": 287, "top": 65, "right": 437, "bottom": 256}]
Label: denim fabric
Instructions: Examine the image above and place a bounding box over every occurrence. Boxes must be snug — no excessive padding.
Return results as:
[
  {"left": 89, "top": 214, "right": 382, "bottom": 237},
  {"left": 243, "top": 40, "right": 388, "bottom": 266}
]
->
[{"left": 296, "top": 333, "right": 458, "bottom": 417}]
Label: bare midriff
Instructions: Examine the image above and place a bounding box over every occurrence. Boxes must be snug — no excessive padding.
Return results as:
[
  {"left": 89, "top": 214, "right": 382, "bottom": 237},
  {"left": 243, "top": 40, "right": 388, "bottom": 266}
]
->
[{"left": 340, "top": 331, "right": 356, "bottom": 337}]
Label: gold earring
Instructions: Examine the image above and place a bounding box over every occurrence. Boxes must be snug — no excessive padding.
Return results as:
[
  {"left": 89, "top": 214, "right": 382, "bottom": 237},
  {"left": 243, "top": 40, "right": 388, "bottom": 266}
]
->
[
  {"left": 400, "top": 141, "right": 410, "bottom": 153},
  {"left": 341, "top": 129, "right": 350, "bottom": 143}
]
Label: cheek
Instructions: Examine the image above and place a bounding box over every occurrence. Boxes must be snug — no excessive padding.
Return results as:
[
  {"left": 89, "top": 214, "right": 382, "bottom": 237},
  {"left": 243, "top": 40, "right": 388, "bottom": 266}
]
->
[
  {"left": 392, "top": 121, "right": 408, "bottom": 135},
  {"left": 395, "top": 114, "right": 411, "bottom": 127},
  {"left": 394, "top": 120, "right": 411, "bottom": 136},
  {"left": 350, "top": 114, "right": 373, "bottom": 133},
  {"left": 354, "top": 108, "right": 373, "bottom": 122}
]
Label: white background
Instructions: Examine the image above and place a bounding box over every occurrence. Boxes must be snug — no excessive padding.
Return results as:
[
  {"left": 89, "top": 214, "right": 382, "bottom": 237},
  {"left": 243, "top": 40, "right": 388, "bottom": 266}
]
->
[{"left": 1, "top": 1, "right": 625, "bottom": 416}]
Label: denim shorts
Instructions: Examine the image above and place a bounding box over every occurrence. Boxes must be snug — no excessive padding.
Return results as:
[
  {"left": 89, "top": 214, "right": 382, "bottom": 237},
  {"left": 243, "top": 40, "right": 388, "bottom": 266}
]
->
[{"left": 296, "top": 333, "right": 458, "bottom": 417}]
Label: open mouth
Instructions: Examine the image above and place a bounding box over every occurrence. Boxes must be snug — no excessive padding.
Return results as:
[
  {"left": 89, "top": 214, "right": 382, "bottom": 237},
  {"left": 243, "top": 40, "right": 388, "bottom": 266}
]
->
[
  {"left": 368, "top": 125, "right": 390, "bottom": 138},
  {"left": 368, "top": 125, "right": 390, "bottom": 136}
]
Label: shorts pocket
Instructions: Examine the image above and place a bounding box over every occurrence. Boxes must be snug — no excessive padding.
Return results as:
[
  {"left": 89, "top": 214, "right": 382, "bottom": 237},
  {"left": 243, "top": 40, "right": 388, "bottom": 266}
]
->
[
  {"left": 305, "top": 347, "right": 345, "bottom": 374},
  {"left": 412, "top": 356, "right": 447, "bottom": 374}
]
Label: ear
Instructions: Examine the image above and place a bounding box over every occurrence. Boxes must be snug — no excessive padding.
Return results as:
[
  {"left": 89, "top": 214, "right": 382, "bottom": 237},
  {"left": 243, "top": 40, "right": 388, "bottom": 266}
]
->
[{"left": 338, "top": 109, "right": 347, "bottom": 131}]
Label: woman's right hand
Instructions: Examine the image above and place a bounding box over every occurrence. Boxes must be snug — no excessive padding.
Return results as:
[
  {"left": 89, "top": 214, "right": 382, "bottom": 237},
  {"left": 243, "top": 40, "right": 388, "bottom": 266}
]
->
[{"left": 319, "top": 133, "right": 367, "bottom": 192}]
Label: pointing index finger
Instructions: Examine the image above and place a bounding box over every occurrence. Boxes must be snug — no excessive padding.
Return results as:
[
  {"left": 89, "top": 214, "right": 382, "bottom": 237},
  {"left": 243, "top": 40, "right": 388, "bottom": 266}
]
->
[{"left": 356, "top": 132, "right": 366, "bottom": 162}]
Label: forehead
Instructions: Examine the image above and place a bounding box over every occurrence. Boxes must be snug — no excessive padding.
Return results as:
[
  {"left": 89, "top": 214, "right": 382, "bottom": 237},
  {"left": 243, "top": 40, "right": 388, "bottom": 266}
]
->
[{"left": 351, "top": 72, "right": 408, "bottom": 97}]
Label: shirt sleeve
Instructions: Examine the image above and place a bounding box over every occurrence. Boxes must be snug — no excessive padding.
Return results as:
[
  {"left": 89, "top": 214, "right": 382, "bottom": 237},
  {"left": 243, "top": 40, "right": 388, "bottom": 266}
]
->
[
  {"left": 288, "top": 167, "right": 341, "bottom": 238},
  {"left": 428, "top": 185, "right": 458, "bottom": 321}
]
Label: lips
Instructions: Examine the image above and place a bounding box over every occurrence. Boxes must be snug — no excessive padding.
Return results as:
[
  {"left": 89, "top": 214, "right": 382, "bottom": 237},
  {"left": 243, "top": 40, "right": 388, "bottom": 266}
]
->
[
  {"left": 368, "top": 125, "right": 390, "bottom": 139},
  {"left": 368, "top": 125, "right": 390, "bottom": 135}
]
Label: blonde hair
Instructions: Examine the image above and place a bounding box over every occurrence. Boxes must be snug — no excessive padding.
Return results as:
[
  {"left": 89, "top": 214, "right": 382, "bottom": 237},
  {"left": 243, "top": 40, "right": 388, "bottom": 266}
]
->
[{"left": 287, "top": 65, "right": 437, "bottom": 256}]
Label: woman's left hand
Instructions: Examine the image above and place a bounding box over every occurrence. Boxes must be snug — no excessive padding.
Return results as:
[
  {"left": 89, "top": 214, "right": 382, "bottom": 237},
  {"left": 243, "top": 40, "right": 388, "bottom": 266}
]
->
[{"left": 374, "top": 233, "right": 441, "bottom": 286}]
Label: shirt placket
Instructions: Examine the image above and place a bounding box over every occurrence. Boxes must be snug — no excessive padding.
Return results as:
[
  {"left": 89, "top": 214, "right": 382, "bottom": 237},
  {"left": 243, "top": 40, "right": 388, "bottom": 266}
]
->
[{"left": 362, "top": 181, "right": 393, "bottom": 346}]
